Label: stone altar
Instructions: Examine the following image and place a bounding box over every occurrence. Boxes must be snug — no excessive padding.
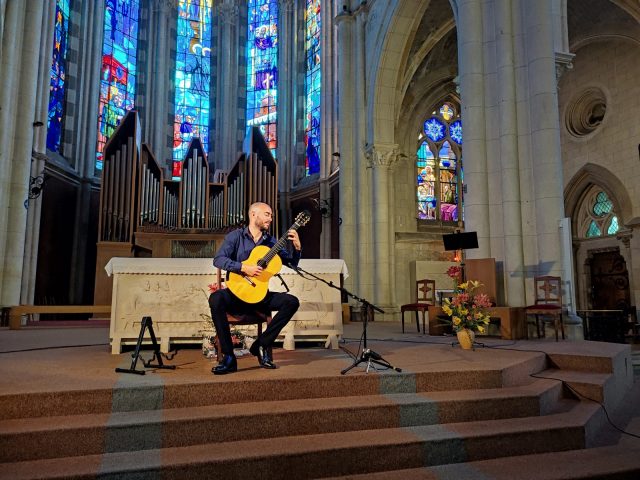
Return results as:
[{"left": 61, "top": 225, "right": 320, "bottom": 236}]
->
[{"left": 105, "top": 258, "right": 347, "bottom": 354}]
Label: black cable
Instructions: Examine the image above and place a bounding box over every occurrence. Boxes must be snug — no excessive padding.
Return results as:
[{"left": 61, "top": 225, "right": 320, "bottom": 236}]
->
[
  {"left": 344, "top": 335, "right": 639, "bottom": 437},
  {"left": 530, "top": 372, "right": 640, "bottom": 440}
]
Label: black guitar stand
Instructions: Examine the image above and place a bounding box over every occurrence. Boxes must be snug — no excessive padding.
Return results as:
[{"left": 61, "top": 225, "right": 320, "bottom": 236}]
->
[
  {"left": 115, "top": 316, "right": 176, "bottom": 375},
  {"left": 288, "top": 264, "right": 401, "bottom": 375}
]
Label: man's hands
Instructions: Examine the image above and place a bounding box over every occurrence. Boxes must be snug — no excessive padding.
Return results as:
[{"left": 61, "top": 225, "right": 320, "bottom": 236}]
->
[
  {"left": 241, "top": 264, "right": 263, "bottom": 277},
  {"left": 240, "top": 230, "right": 300, "bottom": 277},
  {"left": 288, "top": 229, "right": 301, "bottom": 251}
]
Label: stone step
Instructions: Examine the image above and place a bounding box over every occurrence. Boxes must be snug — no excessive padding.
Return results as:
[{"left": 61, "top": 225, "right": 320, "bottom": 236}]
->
[
  {"left": 0, "top": 359, "right": 548, "bottom": 421},
  {"left": 0, "top": 379, "right": 564, "bottom": 463},
  {"left": 1, "top": 402, "right": 602, "bottom": 480},
  {"left": 323, "top": 443, "right": 640, "bottom": 479}
]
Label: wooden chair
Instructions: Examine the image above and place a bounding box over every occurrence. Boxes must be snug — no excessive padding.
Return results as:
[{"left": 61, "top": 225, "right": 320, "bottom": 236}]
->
[
  {"left": 213, "top": 268, "right": 272, "bottom": 355},
  {"left": 401, "top": 279, "right": 436, "bottom": 334},
  {"left": 525, "top": 276, "right": 564, "bottom": 341}
]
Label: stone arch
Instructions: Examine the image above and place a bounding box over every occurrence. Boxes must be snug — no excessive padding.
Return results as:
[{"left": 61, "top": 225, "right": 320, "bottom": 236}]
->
[
  {"left": 564, "top": 163, "right": 633, "bottom": 227},
  {"left": 368, "top": 0, "right": 458, "bottom": 147}
]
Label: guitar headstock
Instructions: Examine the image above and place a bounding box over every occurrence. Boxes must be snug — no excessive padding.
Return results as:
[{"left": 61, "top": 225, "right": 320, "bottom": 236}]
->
[{"left": 293, "top": 210, "right": 311, "bottom": 228}]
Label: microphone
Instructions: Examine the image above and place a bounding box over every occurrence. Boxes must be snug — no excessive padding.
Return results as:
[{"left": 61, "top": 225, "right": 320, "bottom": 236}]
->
[{"left": 283, "top": 260, "right": 303, "bottom": 276}]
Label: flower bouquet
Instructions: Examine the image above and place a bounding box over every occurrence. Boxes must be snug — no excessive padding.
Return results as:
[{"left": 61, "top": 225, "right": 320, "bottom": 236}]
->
[
  {"left": 446, "top": 265, "right": 463, "bottom": 291},
  {"left": 441, "top": 280, "right": 492, "bottom": 349}
]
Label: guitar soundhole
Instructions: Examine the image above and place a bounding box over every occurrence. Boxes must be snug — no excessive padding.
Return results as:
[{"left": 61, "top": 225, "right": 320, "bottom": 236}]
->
[{"left": 257, "top": 259, "right": 267, "bottom": 268}]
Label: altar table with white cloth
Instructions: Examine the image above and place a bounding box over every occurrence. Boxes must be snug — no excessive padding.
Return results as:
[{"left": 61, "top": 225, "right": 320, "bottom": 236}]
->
[{"left": 105, "top": 258, "right": 347, "bottom": 354}]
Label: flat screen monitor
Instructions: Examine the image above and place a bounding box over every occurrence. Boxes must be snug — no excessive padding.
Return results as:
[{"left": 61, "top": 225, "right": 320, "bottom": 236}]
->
[{"left": 442, "top": 231, "right": 478, "bottom": 251}]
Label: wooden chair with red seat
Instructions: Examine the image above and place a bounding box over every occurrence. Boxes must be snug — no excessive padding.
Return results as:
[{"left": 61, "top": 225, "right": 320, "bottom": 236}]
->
[
  {"left": 213, "top": 268, "right": 272, "bottom": 355},
  {"left": 525, "top": 275, "right": 564, "bottom": 341},
  {"left": 401, "top": 279, "right": 436, "bottom": 334}
]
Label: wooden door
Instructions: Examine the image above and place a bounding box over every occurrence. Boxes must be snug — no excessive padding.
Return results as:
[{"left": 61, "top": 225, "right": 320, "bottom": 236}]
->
[{"left": 589, "top": 250, "right": 630, "bottom": 310}]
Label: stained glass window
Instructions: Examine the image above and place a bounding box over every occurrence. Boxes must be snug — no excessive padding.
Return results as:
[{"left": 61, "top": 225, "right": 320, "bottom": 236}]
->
[
  {"left": 96, "top": 0, "right": 140, "bottom": 171},
  {"left": 416, "top": 103, "right": 462, "bottom": 222},
  {"left": 173, "top": 0, "right": 213, "bottom": 175},
  {"left": 304, "top": 0, "right": 321, "bottom": 176},
  {"left": 593, "top": 191, "right": 613, "bottom": 217},
  {"left": 246, "top": 0, "right": 278, "bottom": 158},
  {"left": 47, "top": 0, "right": 71, "bottom": 153},
  {"left": 580, "top": 188, "right": 619, "bottom": 238}
]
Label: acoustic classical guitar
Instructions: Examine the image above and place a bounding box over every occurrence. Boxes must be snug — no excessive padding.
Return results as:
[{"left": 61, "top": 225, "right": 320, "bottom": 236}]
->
[{"left": 226, "top": 211, "right": 311, "bottom": 303}]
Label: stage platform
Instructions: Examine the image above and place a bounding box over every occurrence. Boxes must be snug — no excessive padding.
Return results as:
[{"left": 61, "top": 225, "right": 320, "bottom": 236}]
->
[{"left": 1, "top": 321, "right": 639, "bottom": 479}]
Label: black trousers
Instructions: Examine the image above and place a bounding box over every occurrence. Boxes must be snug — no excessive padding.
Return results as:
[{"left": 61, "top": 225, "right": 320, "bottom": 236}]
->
[{"left": 208, "top": 288, "right": 300, "bottom": 356}]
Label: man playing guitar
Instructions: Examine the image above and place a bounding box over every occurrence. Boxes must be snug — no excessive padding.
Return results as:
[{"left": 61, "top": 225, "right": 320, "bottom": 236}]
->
[{"left": 209, "top": 202, "right": 302, "bottom": 375}]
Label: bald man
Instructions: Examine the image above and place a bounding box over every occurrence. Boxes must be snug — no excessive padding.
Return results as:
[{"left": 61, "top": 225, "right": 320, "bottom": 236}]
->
[{"left": 209, "top": 202, "right": 301, "bottom": 374}]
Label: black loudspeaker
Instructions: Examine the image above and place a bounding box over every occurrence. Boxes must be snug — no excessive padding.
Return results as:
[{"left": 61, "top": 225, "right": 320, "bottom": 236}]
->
[{"left": 442, "top": 231, "right": 478, "bottom": 251}]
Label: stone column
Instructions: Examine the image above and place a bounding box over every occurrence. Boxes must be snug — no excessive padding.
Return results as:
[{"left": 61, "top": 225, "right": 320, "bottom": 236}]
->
[
  {"left": 277, "top": 0, "right": 295, "bottom": 221},
  {"left": 318, "top": 0, "right": 337, "bottom": 258},
  {"left": 215, "top": 0, "right": 240, "bottom": 171},
  {"left": 495, "top": 0, "right": 526, "bottom": 306},
  {"left": 551, "top": 0, "right": 574, "bottom": 82},
  {"left": 69, "top": 0, "right": 106, "bottom": 303},
  {"left": 142, "top": 0, "right": 175, "bottom": 167},
  {"left": 366, "top": 143, "right": 400, "bottom": 314},
  {"left": 626, "top": 227, "right": 640, "bottom": 309},
  {"left": 0, "top": 0, "right": 47, "bottom": 305},
  {"left": 277, "top": 0, "right": 294, "bottom": 174},
  {"left": 455, "top": 0, "right": 490, "bottom": 258},
  {"left": 21, "top": 2, "right": 57, "bottom": 304},
  {"left": 524, "top": 0, "right": 566, "bottom": 285},
  {"left": 354, "top": 3, "right": 370, "bottom": 297},
  {"left": 335, "top": 7, "right": 357, "bottom": 290}
]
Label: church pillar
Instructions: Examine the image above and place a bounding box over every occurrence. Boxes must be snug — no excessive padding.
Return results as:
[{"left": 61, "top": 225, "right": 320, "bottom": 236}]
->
[
  {"left": 495, "top": 0, "right": 526, "bottom": 306},
  {"left": 354, "top": 4, "right": 370, "bottom": 298},
  {"left": 366, "top": 144, "right": 399, "bottom": 314},
  {"left": 142, "top": 0, "right": 175, "bottom": 168},
  {"left": 523, "top": 0, "right": 566, "bottom": 286},
  {"left": 456, "top": 0, "right": 490, "bottom": 258},
  {"left": 335, "top": 8, "right": 357, "bottom": 290},
  {"left": 551, "top": 0, "right": 574, "bottom": 82},
  {"left": 215, "top": 1, "right": 241, "bottom": 171},
  {"left": 22, "top": 3, "right": 57, "bottom": 304},
  {"left": 0, "top": 0, "right": 48, "bottom": 305},
  {"left": 318, "top": 0, "right": 337, "bottom": 258},
  {"left": 277, "top": 0, "right": 294, "bottom": 219},
  {"left": 69, "top": 1, "right": 105, "bottom": 303}
]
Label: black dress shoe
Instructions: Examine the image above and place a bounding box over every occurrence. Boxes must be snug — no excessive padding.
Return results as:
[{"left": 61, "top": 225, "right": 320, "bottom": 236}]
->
[
  {"left": 212, "top": 354, "right": 237, "bottom": 375},
  {"left": 250, "top": 341, "right": 276, "bottom": 369},
  {"left": 257, "top": 345, "right": 276, "bottom": 369}
]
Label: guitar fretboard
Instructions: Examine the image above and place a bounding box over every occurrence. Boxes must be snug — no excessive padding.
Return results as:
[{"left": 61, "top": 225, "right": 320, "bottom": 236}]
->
[{"left": 257, "top": 222, "right": 302, "bottom": 267}]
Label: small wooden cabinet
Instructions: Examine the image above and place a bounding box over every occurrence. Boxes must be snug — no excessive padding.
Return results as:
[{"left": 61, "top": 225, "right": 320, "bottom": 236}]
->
[{"left": 428, "top": 306, "right": 526, "bottom": 340}]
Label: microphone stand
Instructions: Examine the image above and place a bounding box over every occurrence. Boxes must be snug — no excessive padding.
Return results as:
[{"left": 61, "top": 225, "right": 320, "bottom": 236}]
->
[
  {"left": 274, "top": 273, "right": 289, "bottom": 292},
  {"left": 286, "top": 263, "right": 401, "bottom": 375}
]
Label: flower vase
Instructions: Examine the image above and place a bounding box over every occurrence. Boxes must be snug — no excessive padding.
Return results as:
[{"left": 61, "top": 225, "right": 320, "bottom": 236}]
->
[{"left": 456, "top": 328, "right": 475, "bottom": 350}]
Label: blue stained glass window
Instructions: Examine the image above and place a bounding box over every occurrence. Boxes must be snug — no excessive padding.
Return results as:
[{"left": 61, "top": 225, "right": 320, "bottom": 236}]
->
[
  {"left": 416, "top": 103, "right": 462, "bottom": 222},
  {"left": 47, "top": 0, "right": 71, "bottom": 153},
  {"left": 424, "top": 117, "right": 446, "bottom": 142},
  {"left": 173, "top": 0, "right": 213, "bottom": 172},
  {"left": 304, "top": 0, "right": 321, "bottom": 176},
  {"left": 417, "top": 142, "right": 437, "bottom": 220},
  {"left": 450, "top": 119, "right": 462, "bottom": 145},
  {"left": 96, "top": 0, "right": 140, "bottom": 171},
  {"left": 607, "top": 216, "right": 619, "bottom": 235},
  {"left": 246, "top": 0, "right": 279, "bottom": 158}
]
